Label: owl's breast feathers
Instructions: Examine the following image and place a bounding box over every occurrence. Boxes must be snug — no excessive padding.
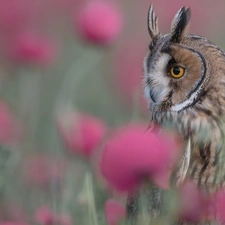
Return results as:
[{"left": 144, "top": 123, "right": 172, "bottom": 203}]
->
[{"left": 153, "top": 100, "right": 225, "bottom": 191}]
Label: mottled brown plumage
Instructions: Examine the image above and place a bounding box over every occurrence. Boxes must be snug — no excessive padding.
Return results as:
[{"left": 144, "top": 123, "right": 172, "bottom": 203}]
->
[{"left": 127, "top": 4, "right": 225, "bottom": 224}]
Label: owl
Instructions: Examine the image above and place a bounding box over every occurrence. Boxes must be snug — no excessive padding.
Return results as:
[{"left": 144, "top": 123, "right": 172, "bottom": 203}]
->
[{"left": 127, "top": 4, "right": 225, "bottom": 224}]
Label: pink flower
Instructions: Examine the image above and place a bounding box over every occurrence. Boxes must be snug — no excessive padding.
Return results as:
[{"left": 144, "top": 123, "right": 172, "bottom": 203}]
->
[
  {"left": 34, "top": 206, "right": 71, "bottom": 225},
  {"left": 10, "top": 33, "right": 57, "bottom": 66},
  {"left": 22, "top": 153, "right": 67, "bottom": 189},
  {"left": 105, "top": 199, "right": 126, "bottom": 225},
  {"left": 76, "top": 1, "right": 123, "bottom": 45},
  {"left": 57, "top": 112, "right": 107, "bottom": 158},
  {"left": 101, "top": 124, "right": 181, "bottom": 192},
  {"left": 178, "top": 180, "right": 209, "bottom": 223},
  {"left": 34, "top": 206, "right": 54, "bottom": 225},
  {"left": 0, "top": 101, "right": 21, "bottom": 145}
]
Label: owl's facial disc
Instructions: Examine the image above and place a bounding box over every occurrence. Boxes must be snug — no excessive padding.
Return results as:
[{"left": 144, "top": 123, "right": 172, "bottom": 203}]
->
[
  {"left": 144, "top": 41, "right": 206, "bottom": 112},
  {"left": 144, "top": 5, "right": 208, "bottom": 112}
]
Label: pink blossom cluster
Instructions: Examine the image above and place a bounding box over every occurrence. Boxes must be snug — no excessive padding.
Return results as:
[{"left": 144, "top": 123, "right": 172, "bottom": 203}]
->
[
  {"left": 57, "top": 112, "right": 182, "bottom": 192},
  {"left": 1, "top": 1, "right": 225, "bottom": 225},
  {"left": 56, "top": 111, "right": 225, "bottom": 224},
  {"left": 0, "top": 0, "right": 124, "bottom": 67},
  {"left": 2, "top": 108, "right": 225, "bottom": 224}
]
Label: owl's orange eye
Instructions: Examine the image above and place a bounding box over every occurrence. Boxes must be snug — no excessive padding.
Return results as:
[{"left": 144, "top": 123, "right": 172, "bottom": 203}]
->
[{"left": 170, "top": 66, "right": 185, "bottom": 78}]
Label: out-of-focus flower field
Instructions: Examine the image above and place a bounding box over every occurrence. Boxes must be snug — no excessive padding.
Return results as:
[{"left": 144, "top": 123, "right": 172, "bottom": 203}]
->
[{"left": 0, "top": 0, "right": 225, "bottom": 225}]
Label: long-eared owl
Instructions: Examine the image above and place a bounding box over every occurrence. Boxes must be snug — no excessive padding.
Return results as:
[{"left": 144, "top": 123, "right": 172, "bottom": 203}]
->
[{"left": 127, "top": 4, "right": 225, "bottom": 224}]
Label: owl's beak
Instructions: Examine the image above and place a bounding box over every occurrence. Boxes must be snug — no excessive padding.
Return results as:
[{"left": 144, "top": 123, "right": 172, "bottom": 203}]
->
[{"left": 149, "top": 89, "right": 156, "bottom": 103}]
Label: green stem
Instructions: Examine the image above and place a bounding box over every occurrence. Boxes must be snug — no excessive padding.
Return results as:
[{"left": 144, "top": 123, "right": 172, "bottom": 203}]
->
[{"left": 84, "top": 171, "right": 99, "bottom": 225}]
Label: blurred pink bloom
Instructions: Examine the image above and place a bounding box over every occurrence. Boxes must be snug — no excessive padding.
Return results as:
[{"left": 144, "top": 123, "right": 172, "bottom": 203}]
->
[
  {"left": 178, "top": 180, "right": 209, "bottom": 223},
  {"left": 105, "top": 199, "right": 126, "bottom": 225},
  {"left": 76, "top": 1, "right": 123, "bottom": 45},
  {"left": 57, "top": 112, "right": 107, "bottom": 158},
  {"left": 34, "top": 206, "right": 71, "bottom": 225},
  {"left": 101, "top": 124, "right": 181, "bottom": 192},
  {"left": 22, "top": 153, "right": 67, "bottom": 189},
  {"left": 0, "top": 101, "right": 21, "bottom": 145},
  {"left": 34, "top": 206, "right": 54, "bottom": 225},
  {"left": 10, "top": 33, "right": 57, "bottom": 66}
]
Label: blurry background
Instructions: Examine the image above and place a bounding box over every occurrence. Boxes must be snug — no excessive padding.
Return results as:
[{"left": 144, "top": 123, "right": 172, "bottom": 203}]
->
[{"left": 0, "top": 0, "right": 224, "bottom": 224}]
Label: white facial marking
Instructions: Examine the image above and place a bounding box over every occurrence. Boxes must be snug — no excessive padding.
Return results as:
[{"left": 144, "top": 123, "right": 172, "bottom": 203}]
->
[
  {"left": 144, "top": 53, "right": 171, "bottom": 104},
  {"left": 171, "top": 83, "right": 202, "bottom": 112}
]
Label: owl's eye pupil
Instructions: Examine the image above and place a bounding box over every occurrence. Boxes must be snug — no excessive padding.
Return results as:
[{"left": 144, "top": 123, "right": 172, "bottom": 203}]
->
[
  {"left": 170, "top": 65, "right": 185, "bottom": 78},
  {"left": 173, "top": 67, "right": 180, "bottom": 75}
]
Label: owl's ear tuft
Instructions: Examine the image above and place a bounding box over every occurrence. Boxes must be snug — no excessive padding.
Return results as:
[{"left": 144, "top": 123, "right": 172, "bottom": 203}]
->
[
  {"left": 170, "top": 7, "right": 191, "bottom": 43},
  {"left": 147, "top": 4, "right": 160, "bottom": 40}
]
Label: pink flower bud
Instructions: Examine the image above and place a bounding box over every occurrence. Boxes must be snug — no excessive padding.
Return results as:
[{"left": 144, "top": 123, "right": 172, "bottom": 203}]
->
[
  {"left": 57, "top": 112, "right": 107, "bottom": 158},
  {"left": 105, "top": 199, "right": 126, "bottom": 225},
  {"left": 76, "top": 1, "right": 123, "bottom": 45},
  {"left": 10, "top": 33, "right": 57, "bottom": 66},
  {"left": 101, "top": 124, "right": 181, "bottom": 192}
]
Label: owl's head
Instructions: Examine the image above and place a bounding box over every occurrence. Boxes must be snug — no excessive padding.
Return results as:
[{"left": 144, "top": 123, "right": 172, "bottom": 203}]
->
[{"left": 144, "top": 5, "right": 217, "bottom": 114}]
